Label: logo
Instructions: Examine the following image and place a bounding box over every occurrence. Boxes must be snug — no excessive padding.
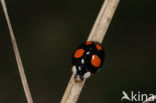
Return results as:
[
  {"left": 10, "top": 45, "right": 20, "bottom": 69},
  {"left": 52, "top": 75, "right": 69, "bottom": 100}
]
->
[{"left": 121, "top": 91, "right": 155, "bottom": 102}]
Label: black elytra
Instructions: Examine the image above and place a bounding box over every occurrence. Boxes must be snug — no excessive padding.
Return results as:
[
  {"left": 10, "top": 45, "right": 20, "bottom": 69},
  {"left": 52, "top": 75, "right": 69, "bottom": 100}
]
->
[{"left": 72, "top": 41, "right": 105, "bottom": 81}]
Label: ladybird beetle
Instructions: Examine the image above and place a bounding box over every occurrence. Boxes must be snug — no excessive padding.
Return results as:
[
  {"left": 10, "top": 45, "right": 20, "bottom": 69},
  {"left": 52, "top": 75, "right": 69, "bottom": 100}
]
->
[{"left": 72, "top": 41, "right": 105, "bottom": 82}]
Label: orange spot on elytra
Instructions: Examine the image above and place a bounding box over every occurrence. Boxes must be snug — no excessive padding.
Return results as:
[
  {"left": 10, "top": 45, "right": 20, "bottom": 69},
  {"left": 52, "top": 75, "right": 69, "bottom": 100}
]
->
[
  {"left": 91, "top": 55, "right": 101, "bottom": 67},
  {"left": 74, "top": 49, "right": 84, "bottom": 58},
  {"left": 85, "top": 41, "right": 92, "bottom": 45},
  {"left": 96, "top": 44, "right": 102, "bottom": 50}
]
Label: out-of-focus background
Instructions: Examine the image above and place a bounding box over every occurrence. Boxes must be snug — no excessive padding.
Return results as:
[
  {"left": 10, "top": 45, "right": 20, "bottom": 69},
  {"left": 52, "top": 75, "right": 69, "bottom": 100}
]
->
[{"left": 0, "top": 0, "right": 156, "bottom": 103}]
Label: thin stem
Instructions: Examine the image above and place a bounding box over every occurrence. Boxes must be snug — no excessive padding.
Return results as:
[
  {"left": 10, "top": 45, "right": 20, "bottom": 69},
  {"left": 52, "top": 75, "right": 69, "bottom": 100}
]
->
[
  {"left": 0, "top": 0, "right": 34, "bottom": 103},
  {"left": 61, "top": 0, "right": 120, "bottom": 103}
]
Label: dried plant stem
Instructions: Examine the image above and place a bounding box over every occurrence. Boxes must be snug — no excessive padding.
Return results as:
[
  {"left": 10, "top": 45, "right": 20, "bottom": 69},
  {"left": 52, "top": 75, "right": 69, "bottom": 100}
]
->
[
  {"left": 61, "top": 0, "right": 120, "bottom": 103},
  {"left": 0, "top": 0, "right": 33, "bottom": 103}
]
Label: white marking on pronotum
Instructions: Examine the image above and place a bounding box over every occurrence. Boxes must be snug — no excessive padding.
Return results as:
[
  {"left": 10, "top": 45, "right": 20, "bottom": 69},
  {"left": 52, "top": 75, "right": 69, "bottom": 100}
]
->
[
  {"left": 81, "top": 59, "right": 85, "bottom": 64},
  {"left": 78, "top": 66, "right": 81, "bottom": 70},
  {"left": 72, "top": 66, "right": 77, "bottom": 74},
  {"left": 84, "top": 72, "right": 91, "bottom": 78}
]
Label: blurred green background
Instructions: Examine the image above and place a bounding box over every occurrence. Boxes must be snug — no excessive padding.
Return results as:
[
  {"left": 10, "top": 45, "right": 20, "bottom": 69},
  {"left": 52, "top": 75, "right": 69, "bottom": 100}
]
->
[{"left": 0, "top": 0, "right": 156, "bottom": 103}]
